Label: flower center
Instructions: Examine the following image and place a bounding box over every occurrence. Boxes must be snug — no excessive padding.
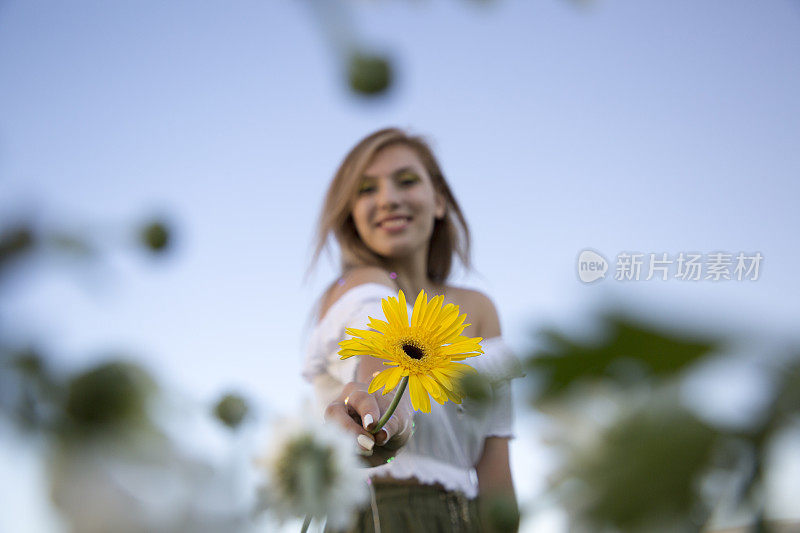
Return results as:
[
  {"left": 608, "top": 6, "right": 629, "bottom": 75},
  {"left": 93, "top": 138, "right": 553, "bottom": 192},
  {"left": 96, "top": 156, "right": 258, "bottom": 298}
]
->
[{"left": 402, "top": 343, "right": 425, "bottom": 360}]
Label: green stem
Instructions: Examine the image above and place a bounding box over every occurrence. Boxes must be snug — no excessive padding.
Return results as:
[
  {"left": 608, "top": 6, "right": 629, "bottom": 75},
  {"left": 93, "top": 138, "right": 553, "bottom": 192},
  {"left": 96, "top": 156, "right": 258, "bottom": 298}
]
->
[
  {"left": 300, "top": 515, "right": 312, "bottom": 533},
  {"left": 369, "top": 376, "right": 408, "bottom": 435}
]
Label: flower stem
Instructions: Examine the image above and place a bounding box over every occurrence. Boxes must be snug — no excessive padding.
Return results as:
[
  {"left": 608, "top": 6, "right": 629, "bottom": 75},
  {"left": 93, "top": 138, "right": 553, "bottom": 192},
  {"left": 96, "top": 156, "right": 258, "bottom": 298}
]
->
[
  {"left": 300, "top": 515, "right": 312, "bottom": 533},
  {"left": 369, "top": 376, "right": 408, "bottom": 435}
]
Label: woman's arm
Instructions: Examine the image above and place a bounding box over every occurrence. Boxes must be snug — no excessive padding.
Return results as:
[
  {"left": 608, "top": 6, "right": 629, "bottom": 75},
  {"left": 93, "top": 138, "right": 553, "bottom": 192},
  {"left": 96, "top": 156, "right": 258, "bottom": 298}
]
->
[
  {"left": 473, "top": 292, "right": 520, "bottom": 531},
  {"left": 319, "top": 267, "right": 415, "bottom": 464},
  {"left": 476, "top": 437, "right": 520, "bottom": 532}
]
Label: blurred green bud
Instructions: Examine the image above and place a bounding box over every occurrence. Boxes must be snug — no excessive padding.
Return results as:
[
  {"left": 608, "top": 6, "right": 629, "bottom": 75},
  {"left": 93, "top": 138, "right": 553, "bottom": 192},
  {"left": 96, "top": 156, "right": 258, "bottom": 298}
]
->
[
  {"left": 460, "top": 372, "right": 493, "bottom": 404},
  {"left": 13, "top": 348, "right": 44, "bottom": 378},
  {"left": 48, "top": 232, "right": 95, "bottom": 257},
  {"left": 0, "top": 225, "right": 34, "bottom": 267},
  {"left": 348, "top": 52, "right": 392, "bottom": 96},
  {"left": 64, "top": 361, "right": 154, "bottom": 433},
  {"left": 276, "top": 434, "right": 335, "bottom": 496},
  {"left": 140, "top": 220, "right": 170, "bottom": 252},
  {"left": 213, "top": 393, "right": 249, "bottom": 429}
]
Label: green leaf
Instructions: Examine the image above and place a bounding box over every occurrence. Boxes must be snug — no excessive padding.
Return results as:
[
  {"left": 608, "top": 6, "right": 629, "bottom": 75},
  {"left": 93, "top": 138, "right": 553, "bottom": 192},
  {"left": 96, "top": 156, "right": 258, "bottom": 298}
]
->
[{"left": 528, "top": 313, "right": 719, "bottom": 401}]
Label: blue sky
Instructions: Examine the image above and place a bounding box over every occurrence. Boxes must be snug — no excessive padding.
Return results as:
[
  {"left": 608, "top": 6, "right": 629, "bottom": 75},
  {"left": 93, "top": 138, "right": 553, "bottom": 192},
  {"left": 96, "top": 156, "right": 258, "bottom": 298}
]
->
[{"left": 1, "top": 0, "right": 799, "bottom": 530}]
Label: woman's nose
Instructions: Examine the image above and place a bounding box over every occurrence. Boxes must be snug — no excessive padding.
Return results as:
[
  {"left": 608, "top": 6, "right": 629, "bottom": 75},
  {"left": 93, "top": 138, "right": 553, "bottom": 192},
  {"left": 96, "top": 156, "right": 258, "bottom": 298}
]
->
[{"left": 377, "top": 182, "right": 401, "bottom": 208}]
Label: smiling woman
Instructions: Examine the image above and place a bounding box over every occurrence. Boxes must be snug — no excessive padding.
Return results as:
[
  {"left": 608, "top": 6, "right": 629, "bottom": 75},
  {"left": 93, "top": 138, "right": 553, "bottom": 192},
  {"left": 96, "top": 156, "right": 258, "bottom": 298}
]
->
[
  {"left": 310, "top": 128, "right": 471, "bottom": 287},
  {"left": 350, "top": 144, "right": 446, "bottom": 264},
  {"left": 303, "top": 127, "right": 525, "bottom": 533}
]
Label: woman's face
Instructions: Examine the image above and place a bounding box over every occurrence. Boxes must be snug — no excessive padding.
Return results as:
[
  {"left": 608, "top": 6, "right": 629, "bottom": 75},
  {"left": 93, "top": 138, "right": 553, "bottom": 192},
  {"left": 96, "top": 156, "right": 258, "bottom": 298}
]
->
[{"left": 351, "top": 144, "right": 446, "bottom": 261}]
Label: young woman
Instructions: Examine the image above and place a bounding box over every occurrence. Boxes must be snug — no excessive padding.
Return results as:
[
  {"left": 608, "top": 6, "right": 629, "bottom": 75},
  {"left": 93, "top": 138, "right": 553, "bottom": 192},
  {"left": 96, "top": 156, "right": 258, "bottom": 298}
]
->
[{"left": 302, "top": 127, "right": 524, "bottom": 532}]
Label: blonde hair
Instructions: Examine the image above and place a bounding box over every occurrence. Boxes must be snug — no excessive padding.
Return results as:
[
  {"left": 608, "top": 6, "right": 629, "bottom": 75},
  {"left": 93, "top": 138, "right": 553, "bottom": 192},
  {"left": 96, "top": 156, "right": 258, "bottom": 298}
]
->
[{"left": 309, "top": 127, "right": 472, "bottom": 284}]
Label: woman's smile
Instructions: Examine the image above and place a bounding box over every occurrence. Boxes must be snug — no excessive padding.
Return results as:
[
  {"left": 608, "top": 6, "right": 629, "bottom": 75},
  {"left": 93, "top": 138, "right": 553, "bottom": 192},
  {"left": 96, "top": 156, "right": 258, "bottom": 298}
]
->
[{"left": 377, "top": 215, "right": 412, "bottom": 232}]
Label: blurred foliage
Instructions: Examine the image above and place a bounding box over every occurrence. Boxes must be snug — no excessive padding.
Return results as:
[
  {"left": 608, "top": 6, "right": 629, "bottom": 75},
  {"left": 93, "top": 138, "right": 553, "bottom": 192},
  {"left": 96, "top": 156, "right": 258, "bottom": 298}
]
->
[
  {"left": 0, "top": 212, "right": 262, "bottom": 530},
  {"left": 460, "top": 371, "right": 493, "bottom": 404},
  {"left": 62, "top": 360, "right": 156, "bottom": 437},
  {"left": 47, "top": 231, "right": 96, "bottom": 258},
  {"left": 0, "top": 216, "right": 173, "bottom": 435},
  {"left": 1, "top": 346, "right": 61, "bottom": 432},
  {"left": 213, "top": 392, "right": 249, "bottom": 430},
  {"left": 529, "top": 313, "right": 720, "bottom": 401},
  {"left": 305, "top": 0, "right": 591, "bottom": 98},
  {"left": 0, "top": 224, "right": 35, "bottom": 274},
  {"left": 275, "top": 434, "right": 336, "bottom": 497},
  {"left": 567, "top": 400, "right": 716, "bottom": 531},
  {"left": 526, "top": 312, "right": 800, "bottom": 532}
]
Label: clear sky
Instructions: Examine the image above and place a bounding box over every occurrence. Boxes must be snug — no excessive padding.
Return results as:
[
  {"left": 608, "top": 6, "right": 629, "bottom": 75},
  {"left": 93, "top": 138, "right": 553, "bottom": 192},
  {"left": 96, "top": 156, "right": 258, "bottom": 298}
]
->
[{"left": 1, "top": 1, "right": 799, "bottom": 531}]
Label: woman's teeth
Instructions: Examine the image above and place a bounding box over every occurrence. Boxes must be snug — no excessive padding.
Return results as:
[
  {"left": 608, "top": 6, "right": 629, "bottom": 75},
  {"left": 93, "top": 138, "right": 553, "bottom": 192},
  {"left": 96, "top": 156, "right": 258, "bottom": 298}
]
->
[{"left": 381, "top": 218, "right": 408, "bottom": 228}]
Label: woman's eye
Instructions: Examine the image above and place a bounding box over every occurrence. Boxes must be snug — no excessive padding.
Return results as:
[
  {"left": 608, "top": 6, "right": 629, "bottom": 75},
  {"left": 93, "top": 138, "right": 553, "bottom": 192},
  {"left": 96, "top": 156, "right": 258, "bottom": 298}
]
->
[
  {"left": 357, "top": 184, "right": 376, "bottom": 195},
  {"left": 398, "top": 173, "right": 420, "bottom": 186}
]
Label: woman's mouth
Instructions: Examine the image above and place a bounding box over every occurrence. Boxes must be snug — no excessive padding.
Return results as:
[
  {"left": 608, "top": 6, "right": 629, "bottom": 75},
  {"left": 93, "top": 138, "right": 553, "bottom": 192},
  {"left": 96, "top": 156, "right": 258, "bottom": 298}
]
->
[{"left": 377, "top": 216, "right": 411, "bottom": 231}]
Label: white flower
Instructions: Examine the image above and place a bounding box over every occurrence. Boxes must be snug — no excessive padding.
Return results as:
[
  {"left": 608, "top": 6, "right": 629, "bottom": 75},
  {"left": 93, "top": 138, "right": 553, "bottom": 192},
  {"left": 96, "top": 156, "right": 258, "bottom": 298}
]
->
[{"left": 257, "top": 416, "right": 369, "bottom": 530}]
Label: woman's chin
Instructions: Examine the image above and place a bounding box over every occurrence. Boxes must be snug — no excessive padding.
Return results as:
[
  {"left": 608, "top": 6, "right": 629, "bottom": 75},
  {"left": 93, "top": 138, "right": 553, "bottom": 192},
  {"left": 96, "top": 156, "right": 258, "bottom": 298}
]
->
[{"left": 376, "top": 245, "right": 418, "bottom": 260}]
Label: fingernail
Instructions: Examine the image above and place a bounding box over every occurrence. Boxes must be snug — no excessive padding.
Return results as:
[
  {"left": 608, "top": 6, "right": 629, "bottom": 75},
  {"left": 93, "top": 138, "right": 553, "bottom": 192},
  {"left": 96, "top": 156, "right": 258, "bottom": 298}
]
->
[
  {"left": 357, "top": 434, "right": 374, "bottom": 451},
  {"left": 363, "top": 413, "right": 374, "bottom": 429}
]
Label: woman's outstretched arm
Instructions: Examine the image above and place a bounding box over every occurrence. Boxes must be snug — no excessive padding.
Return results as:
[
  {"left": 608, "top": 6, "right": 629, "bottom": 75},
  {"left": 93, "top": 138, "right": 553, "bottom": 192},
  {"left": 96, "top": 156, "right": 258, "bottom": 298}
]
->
[
  {"left": 474, "top": 293, "right": 520, "bottom": 531},
  {"left": 476, "top": 437, "right": 519, "bottom": 532},
  {"left": 320, "top": 267, "right": 415, "bottom": 464}
]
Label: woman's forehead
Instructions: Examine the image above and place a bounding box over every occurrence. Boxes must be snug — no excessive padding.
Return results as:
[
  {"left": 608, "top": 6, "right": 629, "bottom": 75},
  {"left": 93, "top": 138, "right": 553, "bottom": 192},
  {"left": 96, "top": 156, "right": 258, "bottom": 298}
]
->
[{"left": 362, "top": 144, "right": 424, "bottom": 178}]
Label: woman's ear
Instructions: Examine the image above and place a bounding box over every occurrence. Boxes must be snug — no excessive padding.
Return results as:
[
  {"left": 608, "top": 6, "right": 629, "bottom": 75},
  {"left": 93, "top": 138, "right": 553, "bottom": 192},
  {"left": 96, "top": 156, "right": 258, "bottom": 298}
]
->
[{"left": 435, "top": 193, "right": 446, "bottom": 220}]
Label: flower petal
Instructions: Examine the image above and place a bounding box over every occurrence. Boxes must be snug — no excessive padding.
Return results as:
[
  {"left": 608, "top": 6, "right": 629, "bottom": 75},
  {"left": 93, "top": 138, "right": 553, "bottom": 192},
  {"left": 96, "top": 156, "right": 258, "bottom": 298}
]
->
[
  {"left": 396, "top": 290, "right": 409, "bottom": 328},
  {"left": 368, "top": 367, "right": 396, "bottom": 394},
  {"left": 432, "top": 304, "right": 459, "bottom": 332},
  {"left": 381, "top": 366, "right": 405, "bottom": 394},
  {"left": 434, "top": 313, "right": 467, "bottom": 345},
  {"left": 418, "top": 373, "right": 446, "bottom": 405},
  {"left": 409, "top": 375, "right": 431, "bottom": 413},
  {"left": 421, "top": 295, "right": 444, "bottom": 330},
  {"left": 410, "top": 290, "right": 427, "bottom": 328},
  {"left": 430, "top": 367, "right": 454, "bottom": 390}
]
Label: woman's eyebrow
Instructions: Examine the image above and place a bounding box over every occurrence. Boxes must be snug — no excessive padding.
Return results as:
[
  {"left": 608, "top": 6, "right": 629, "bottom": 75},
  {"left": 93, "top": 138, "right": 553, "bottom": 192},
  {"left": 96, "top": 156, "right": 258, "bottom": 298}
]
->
[{"left": 361, "top": 166, "right": 415, "bottom": 181}]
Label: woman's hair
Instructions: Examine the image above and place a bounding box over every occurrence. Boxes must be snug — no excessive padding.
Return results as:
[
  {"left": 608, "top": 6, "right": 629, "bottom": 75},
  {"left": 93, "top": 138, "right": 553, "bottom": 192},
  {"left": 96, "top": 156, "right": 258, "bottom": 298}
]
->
[{"left": 309, "top": 127, "right": 471, "bottom": 285}]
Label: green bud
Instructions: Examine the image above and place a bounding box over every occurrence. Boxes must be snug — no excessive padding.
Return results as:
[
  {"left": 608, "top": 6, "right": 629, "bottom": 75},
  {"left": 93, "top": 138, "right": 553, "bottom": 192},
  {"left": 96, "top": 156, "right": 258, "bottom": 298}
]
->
[
  {"left": 460, "top": 372, "right": 493, "bottom": 404},
  {"left": 213, "top": 393, "right": 249, "bottom": 429},
  {"left": 140, "top": 221, "right": 170, "bottom": 252},
  {"left": 64, "top": 361, "right": 154, "bottom": 433},
  {"left": 348, "top": 52, "right": 392, "bottom": 96},
  {"left": 0, "top": 225, "right": 34, "bottom": 267}
]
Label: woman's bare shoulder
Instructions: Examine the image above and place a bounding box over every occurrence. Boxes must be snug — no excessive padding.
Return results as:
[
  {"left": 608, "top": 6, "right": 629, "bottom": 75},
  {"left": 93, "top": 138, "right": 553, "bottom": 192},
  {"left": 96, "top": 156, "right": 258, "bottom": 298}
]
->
[
  {"left": 444, "top": 286, "right": 501, "bottom": 338},
  {"left": 318, "top": 267, "right": 396, "bottom": 322}
]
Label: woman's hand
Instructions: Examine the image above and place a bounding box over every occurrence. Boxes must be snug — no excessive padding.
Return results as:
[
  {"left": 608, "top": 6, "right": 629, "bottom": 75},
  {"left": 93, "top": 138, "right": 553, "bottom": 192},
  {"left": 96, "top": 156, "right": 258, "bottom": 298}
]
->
[{"left": 324, "top": 381, "right": 414, "bottom": 467}]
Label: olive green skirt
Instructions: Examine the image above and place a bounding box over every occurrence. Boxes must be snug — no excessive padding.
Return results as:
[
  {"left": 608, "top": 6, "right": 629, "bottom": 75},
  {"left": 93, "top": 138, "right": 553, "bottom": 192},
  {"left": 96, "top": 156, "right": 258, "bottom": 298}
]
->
[{"left": 325, "top": 483, "right": 484, "bottom": 533}]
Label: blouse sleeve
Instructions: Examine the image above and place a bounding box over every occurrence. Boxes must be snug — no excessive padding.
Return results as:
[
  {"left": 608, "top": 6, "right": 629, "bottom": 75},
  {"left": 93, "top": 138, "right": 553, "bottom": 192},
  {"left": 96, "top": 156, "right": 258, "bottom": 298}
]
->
[
  {"left": 470, "top": 337, "right": 526, "bottom": 440},
  {"left": 484, "top": 380, "right": 515, "bottom": 439},
  {"left": 301, "top": 284, "right": 407, "bottom": 404}
]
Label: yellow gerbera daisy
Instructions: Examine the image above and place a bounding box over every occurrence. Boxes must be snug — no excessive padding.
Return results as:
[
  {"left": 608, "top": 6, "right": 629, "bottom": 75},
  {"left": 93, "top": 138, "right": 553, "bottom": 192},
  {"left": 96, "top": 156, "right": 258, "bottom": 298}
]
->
[{"left": 338, "top": 289, "right": 483, "bottom": 413}]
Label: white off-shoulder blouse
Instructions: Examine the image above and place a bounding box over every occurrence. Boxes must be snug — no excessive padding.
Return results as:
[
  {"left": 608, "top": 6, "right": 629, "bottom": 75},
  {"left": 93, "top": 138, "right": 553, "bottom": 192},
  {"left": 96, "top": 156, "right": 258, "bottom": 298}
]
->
[{"left": 301, "top": 283, "right": 525, "bottom": 499}]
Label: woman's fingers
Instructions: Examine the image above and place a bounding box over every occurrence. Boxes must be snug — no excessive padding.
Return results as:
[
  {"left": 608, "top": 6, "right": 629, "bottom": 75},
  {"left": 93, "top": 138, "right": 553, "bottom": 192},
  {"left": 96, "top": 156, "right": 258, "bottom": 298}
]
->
[
  {"left": 341, "top": 386, "right": 382, "bottom": 432},
  {"left": 325, "top": 382, "right": 413, "bottom": 457},
  {"left": 323, "top": 400, "right": 375, "bottom": 455},
  {"left": 374, "top": 392, "right": 415, "bottom": 449},
  {"left": 325, "top": 382, "right": 385, "bottom": 454},
  {"left": 374, "top": 413, "right": 410, "bottom": 448}
]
